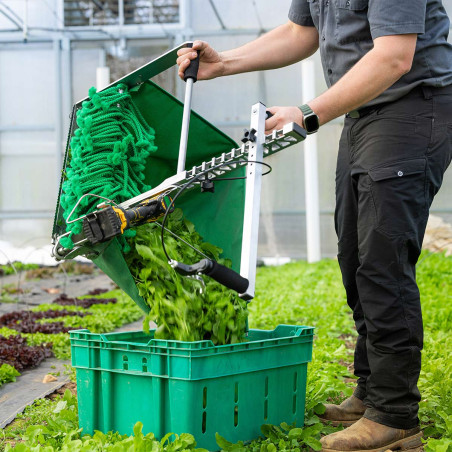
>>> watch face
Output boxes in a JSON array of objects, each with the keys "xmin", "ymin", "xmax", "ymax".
[{"xmin": 304, "ymin": 114, "xmax": 320, "ymax": 133}]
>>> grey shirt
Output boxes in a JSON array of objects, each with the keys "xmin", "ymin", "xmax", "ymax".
[{"xmin": 289, "ymin": 0, "xmax": 452, "ymax": 106}]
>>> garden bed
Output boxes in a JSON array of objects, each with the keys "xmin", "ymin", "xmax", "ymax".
[{"xmin": 0, "ymin": 251, "xmax": 450, "ymax": 451}]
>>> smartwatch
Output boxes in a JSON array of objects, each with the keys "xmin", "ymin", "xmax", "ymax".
[{"xmin": 299, "ymin": 104, "xmax": 320, "ymax": 134}]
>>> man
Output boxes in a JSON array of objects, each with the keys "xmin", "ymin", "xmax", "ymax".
[{"xmin": 177, "ymin": 1, "xmax": 452, "ymax": 450}]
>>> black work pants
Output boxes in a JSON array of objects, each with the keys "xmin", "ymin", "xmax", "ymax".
[{"xmin": 335, "ymin": 85, "xmax": 452, "ymax": 429}]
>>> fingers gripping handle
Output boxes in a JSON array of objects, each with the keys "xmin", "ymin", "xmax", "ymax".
[
  {"xmin": 204, "ymin": 260, "xmax": 249, "ymax": 294},
  {"xmin": 184, "ymin": 43, "xmax": 200, "ymax": 83}
]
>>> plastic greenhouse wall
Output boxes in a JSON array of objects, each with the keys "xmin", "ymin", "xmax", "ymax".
[{"xmin": 0, "ymin": 0, "xmax": 451, "ymax": 260}]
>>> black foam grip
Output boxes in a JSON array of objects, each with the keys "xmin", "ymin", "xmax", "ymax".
[
  {"xmin": 205, "ymin": 261, "xmax": 249, "ymax": 294},
  {"xmin": 184, "ymin": 43, "xmax": 200, "ymax": 83}
]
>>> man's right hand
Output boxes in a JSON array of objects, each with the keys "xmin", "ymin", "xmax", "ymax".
[{"xmin": 176, "ymin": 40, "xmax": 224, "ymax": 81}]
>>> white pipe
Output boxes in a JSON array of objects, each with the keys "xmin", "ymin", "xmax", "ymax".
[
  {"xmin": 96, "ymin": 66, "xmax": 110, "ymax": 91},
  {"xmin": 177, "ymin": 78, "xmax": 194, "ymax": 173},
  {"xmin": 239, "ymin": 102, "xmax": 266, "ymax": 299},
  {"xmin": 23, "ymin": 0, "xmax": 28, "ymax": 42},
  {"xmin": 54, "ymin": 39, "xmax": 63, "ymax": 191},
  {"xmin": 118, "ymin": 0, "xmax": 124, "ymax": 27},
  {"xmin": 301, "ymin": 59, "xmax": 321, "ymax": 263},
  {"xmin": 62, "ymin": 38, "xmax": 72, "ymax": 141}
]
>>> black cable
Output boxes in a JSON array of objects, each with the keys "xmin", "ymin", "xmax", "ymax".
[
  {"xmin": 214, "ymin": 162, "xmax": 272, "ymax": 181},
  {"xmin": 160, "ymin": 159, "xmax": 272, "ymax": 263}
]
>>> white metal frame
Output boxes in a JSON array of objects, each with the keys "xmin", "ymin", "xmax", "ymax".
[
  {"xmin": 301, "ymin": 59, "xmax": 321, "ymax": 263},
  {"xmin": 239, "ymin": 102, "xmax": 266, "ymax": 299}
]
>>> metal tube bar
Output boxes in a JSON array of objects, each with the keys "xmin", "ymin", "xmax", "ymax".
[
  {"xmin": 23, "ymin": 0, "xmax": 28, "ymax": 41},
  {"xmin": 62, "ymin": 38, "xmax": 73, "ymax": 138},
  {"xmin": 302, "ymin": 59, "xmax": 321, "ymax": 263},
  {"xmin": 0, "ymin": 3, "xmax": 22, "ymax": 30},
  {"xmin": 177, "ymin": 77, "xmax": 194, "ymax": 173},
  {"xmin": 208, "ymin": 0, "xmax": 226, "ymax": 29},
  {"xmin": 239, "ymin": 102, "xmax": 266, "ymax": 300},
  {"xmin": 54, "ymin": 39, "xmax": 63, "ymax": 192},
  {"xmin": 118, "ymin": 0, "xmax": 124, "ymax": 26}
]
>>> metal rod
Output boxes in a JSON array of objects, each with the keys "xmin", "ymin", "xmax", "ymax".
[
  {"xmin": 177, "ymin": 77, "xmax": 194, "ymax": 173},
  {"xmin": 118, "ymin": 0, "xmax": 124, "ymax": 27},
  {"xmin": 301, "ymin": 59, "xmax": 321, "ymax": 263},
  {"xmin": 23, "ymin": 0, "xmax": 28, "ymax": 41},
  {"xmin": 154, "ymin": 222, "xmax": 209, "ymax": 259},
  {"xmin": 0, "ymin": 6, "xmax": 22, "ymax": 30},
  {"xmin": 239, "ymin": 102, "xmax": 266, "ymax": 300},
  {"xmin": 0, "ymin": 2, "xmax": 23, "ymax": 31},
  {"xmin": 208, "ymin": 0, "xmax": 226, "ymax": 30},
  {"xmin": 54, "ymin": 39, "xmax": 64, "ymax": 195}
]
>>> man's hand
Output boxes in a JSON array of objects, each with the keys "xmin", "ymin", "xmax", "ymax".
[
  {"xmin": 265, "ymin": 106, "xmax": 304, "ymax": 134},
  {"xmin": 177, "ymin": 41, "xmax": 224, "ymax": 81},
  {"xmin": 176, "ymin": 22, "xmax": 319, "ymax": 82}
]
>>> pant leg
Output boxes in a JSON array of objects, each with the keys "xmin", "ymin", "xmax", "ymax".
[
  {"xmin": 335, "ymin": 120, "xmax": 370, "ymax": 401},
  {"xmin": 348, "ymin": 86, "xmax": 452, "ymax": 429}
]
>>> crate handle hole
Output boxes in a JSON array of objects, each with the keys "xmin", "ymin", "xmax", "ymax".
[
  {"xmin": 234, "ymin": 406, "xmax": 238, "ymax": 427},
  {"xmin": 264, "ymin": 399, "xmax": 268, "ymax": 421},
  {"xmin": 292, "ymin": 394, "xmax": 297, "ymax": 414},
  {"xmin": 203, "ymin": 387, "xmax": 207, "ymax": 409},
  {"xmin": 202, "ymin": 411, "xmax": 207, "ymax": 433},
  {"xmin": 234, "ymin": 382, "xmax": 239, "ymax": 403}
]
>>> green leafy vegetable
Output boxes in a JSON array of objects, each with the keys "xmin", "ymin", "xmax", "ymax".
[
  {"xmin": 125, "ymin": 209, "xmax": 248, "ymax": 345},
  {"xmin": 1, "ymin": 251, "xmax": 450, "ymax": 451},
  {"xmin": 0, "ymin": 363, "xmax": 20, "ymax": 387}
]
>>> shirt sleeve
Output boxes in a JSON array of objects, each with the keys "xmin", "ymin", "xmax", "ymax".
[
  {"xmin": 368, "ymin": 0, "xmax": 427, "ymax": 39},
  {"xmin": 288, "ymin": 0, "xmax": 315, "ymax": 27}
]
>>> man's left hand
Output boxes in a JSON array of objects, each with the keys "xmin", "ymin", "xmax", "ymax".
[{"xmin": 265, "ymin": 106, "xmax": 304, "ymax": 134}]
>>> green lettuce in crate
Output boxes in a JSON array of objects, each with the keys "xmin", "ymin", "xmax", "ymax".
[{"xmin": 125, "ymin": 208, "xmax": 248, "ymax": 345}]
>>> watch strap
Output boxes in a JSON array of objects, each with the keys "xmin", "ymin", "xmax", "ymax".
[{"xmin": 299, "ymin": 104, "xmax": 314, "ymax": 117}]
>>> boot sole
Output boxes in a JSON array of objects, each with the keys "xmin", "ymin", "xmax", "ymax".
[{"xmin": 321, "ymin": 431, "xmax": 423, "ymax": 452}]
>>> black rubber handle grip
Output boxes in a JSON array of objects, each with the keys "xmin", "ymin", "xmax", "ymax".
[
  {"xmin": 205, "ymin": 260, "xmax": 249, "ymax": 294},
  {"xmin": 184, "ymin": 43, "xmax": 200, "ymax": 83}
]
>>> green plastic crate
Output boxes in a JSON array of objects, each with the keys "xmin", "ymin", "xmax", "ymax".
[{"xmin": 70, "ymin": 325, "xmax": 314, "ymax": 451}]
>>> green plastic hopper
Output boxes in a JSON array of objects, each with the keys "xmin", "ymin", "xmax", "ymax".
[{"xmin": 52, "ymin": 43, "xmax": 245, "ymax": 313}]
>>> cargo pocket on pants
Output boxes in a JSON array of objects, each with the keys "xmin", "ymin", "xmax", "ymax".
[{"xmin": 368, "ymin": 158, "xmax": 427, "ymax": 236}]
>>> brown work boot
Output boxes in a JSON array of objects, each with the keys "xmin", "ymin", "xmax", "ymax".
[
  {"xmin": 321, "ymin": 417, "xmax": 423, "ymax": 452},
  {"xmin": 319, "ymin": 395, "xmax": 367, "ymax": 427}
]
